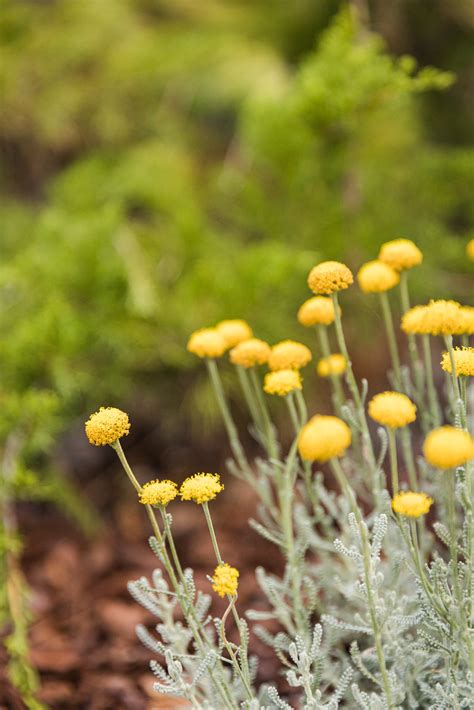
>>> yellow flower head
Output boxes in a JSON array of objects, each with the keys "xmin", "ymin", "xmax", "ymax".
[
  {"xmin": 441, "ymin": 347, "xmax": 474, "ymax": 377},
  {"xmin": 401, "ymin": 305, "xmax": 429, "ymax": 335},
  {"xmin": 467, "ymin": 239, "xmax": 474, "ymax": 261},
  {"xmin": 264, "ymin": 369, "xmax": 302, "ymax": 396},
  {"xmin": 297, "ymin": 296, "xmax": 338, "ymax": 327},
  {"xmin": 459, "ymin": 306, "xmax": 474, "ymax": 335},
  {"xmin": 422, "ymin": 300, "xmax": 464, "ymax": 336},
  {"xmin": 269, "ymin": 340, "xmax": 312, "ymax": 371},
  {"xmin": 85, "ymin": 407, "xmax": 130, "ymax": 446},
  {"xmin": 423, "ymin": 426, "xmax": 474, "ymax": 469},
  {"xmin": 180, "ymin": 473, "xmax": 224, "ymax": 504},
  {"xmin": 139, "ymin": 479, "xmax": 178, "ymax": 507},
  {"xmin": 229, "ymin": 338, "xmax": 271, "ymax": 368},
  {"xmin": 211, "ymin": 563, "xmax": 239, "ymax": 597},
  {"xmin": 187, "ymin": 328, "xmax": 227, "ymax": 359},
  {"xmin": 378, "ymin": 239, "xmax": 423, "ymax": 271},
  {"xmin": 316, "ymin": 353, "xmax": 347, "ymax": 378},
  {"xmin": 216, "ymin": 319, "xmax": 253, "ymax": 349},
  {"xmin": 368, "ymin": 392, "xmax": 417, "ymax": 429},
  {"xmin": 307, "ymin": 261, "xmax": 354, "ymax": 295},
  {"xmin": 392, "ymin": 491, "xmax": 433, "ymax": 518},
  {"xmin": 357, "ymin": 260, "xmax": 400, "ymax": 293},
  {"xmin": 298, "ymin": 415, "xmax": 351, "ymax": 462}
]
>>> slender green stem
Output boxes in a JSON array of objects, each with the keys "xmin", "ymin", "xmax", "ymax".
[
  {"xmin": 399, "ymin": 272, "xmax": 424, "ymax": 399},
  {"xmin": 201, "ymin": 503, "xmax": 254, "ymax": 700},
  {"xmin": 331, "ymin": 293, "xmax": 379, "ymax": 497},
  {"xmin": 380, "ymin": 291, "xmax": 402, "ymax": 391},
  {"xmin": 112, "ymin": 440, "xmax": 141, "ymax": 492},
  {"xmin": 249, "ymin": 367, "xmax": 279, "ymax": 460},
  {"xmin": 387, "ymin": 428, "xmax": 398, "ymax": 495},
  {"xmin": 206, "ymin": 358, "xmax": 251, "ymax": 476},
  {"xmin": 330, "ymin": 459, "xmax": 394, "ymax": 707},
  {"xmin": 236, "ymin": 365, "xmax": 262, "ymax": 431},
  {"xmin": 444, "ymin": 335, "xmax": 466, "ymax": 429},
  {"xmin": 422, "ymin": 335, "xmax": 441, "ymax": 428},
  {"xmin": 445, "ymin": 471, "xmax": 462, "ymax": 605},
  {"xmin": 316, "ymin": 325, "xmax": 345, "ymax": 413},
  {"xmin": 399, "ymin": 426, "xmax": 418, "ymax": 491},
  {"xmin": 286, "ymin": 393, "xmax": 301, "ymax": 436}
]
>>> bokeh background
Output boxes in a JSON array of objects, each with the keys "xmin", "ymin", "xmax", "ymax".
[{"xmin": 1, "ymin": 1, "xmax": 473, "ymax": 708}]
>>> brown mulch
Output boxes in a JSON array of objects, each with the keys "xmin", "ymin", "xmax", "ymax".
[{"xmin": 1, "ymin": 479, "xmax": 284, "ymax": 710}]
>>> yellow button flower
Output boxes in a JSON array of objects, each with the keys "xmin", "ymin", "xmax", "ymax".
[
  {"xmin": 357, "ymin": 260, "xmax": 400, "ymax": 293},
  {"xmin": 229, "ymin": 338, "xmax": 271, "ymax": 368},
  {"xmin": 423, "ymin": 426, "xmax": 474, "ymax": 469},
  {"xmin": 392, "ymin": 491, "xmax": 433, "ymax": 518},
  {"xmin": 298, "ymin": 415, "xmax": 351, "ymax": 462},
  {"xmin": 368, "ymin": 392, "xmax": 417, "ymax": 429},
  {"xmin": 422, "ymin": 300, "xmax": 464, "ymax": 336},
  {"xmin": 216, "ymin": 319, "xmax": 253, "ymax": 348},
  {"xmin": 139, "ymin": 479, "xmax": 178, "ymax": 507},
  {"xmin": 316, "ymin": 353, "xmax": 346, "ymax": 378},
  {"xmin": 297, "ymin": 296, "xmax": 338, "ymax": 327},
  {"xmin": 307, "ymin": 261, "xmax": 353, "ymax": 295},
  {"xmin": 211, "ymin": 563, "xmax": 239, "ymax": 597},
  {"xmin": 264, "ymin": 369, "xmax": 302, "ymax": 396},
  {"xmin": 187, "ymin": 328, "xmax": 227, "ymax": 358},
  {"xmin": 85, "ymin": 407, "xmax": 130, "ymax": 446},
  {"xmin": 467, "ymin": 238, "xmax": 474, "ymax": 261},
  {"xmin": 379, "ymin": 238, "xmax": 423, "ymax": 271},
  {"xmin": 268, "ymin": 340, "xmax": 312, "ymax": 371},
  {"xmin": 441, "ymin": 347, "xmax": 474, "ymax": 377},
  {"xmin": 401, "ymin": 305, "xmax": 429, "ymax": 335},
  {"xmin": 180, "ymin": 473, "xmax": 224, "ymax": 504}
]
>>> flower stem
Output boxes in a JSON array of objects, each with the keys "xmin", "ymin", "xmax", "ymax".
[
  {"xmin": 379, "ymin": 291, "xmax": 402, "ymax": 391},
  {"xmin": 421, "ymin": 335, "xmax": 441, "ymax": 428},
  {"xmin": 316, "ymin": 324, "xmax": 345, "ymax": 413},
  {"xmin": 387, "ymin": 428, "xmax": 398, "ymax": 496},
  {"xmin": 249, "ymin": 367, "xmax": 279, "ymax": 460},
  {"xmin": 399, "ymin": 272, "xmax": 424, "ymax": 399},
  {"xmin": 444, "ymin": 335, "xmax": 467, "ymax": 429}
]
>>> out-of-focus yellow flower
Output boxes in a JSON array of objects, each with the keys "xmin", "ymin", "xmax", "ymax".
[
  {"xmin": 139, "ymin": 479, "xmax": 178, "ymax": 506},
  {"xmin": 392, "ymin": 491, "xmax": 433, "ymax": 518},
  {"xmin": 180, "ymin": 473, "xmax": 224, "ymax": 504},
  {"xmin": 297, "ymin": 296, "xmax": 338, "ymax": 327},
  {"xmin": 423, "ymin": 427, "xmax": 474, "ymax": 469},
  {"xmin": 357, "ymin": 260, "xmax": 400, "ymax": 293},
  {"xmin": 379, "ymin": 239, "xmax": 423, "ymax": 271},
  {"xmin": 187, "ymin": 328, "xmax": 227, "ymax": 358},
  {"xmin": 307, "ymin": 261, "xmax": 353, "ymax": 295},
  {"xmin": 212, "ymin": 563, "xmax": 239, "ymax": 597},
  {"xmin": 229, "ymin": 338, "xmax": 271, "ymax": 368},
  {"xmin": 368, "ymin": 392, "xmax": 417, "ymax": 429},
  {"xmin": 460, "ymin": 306, "xmax": 474, "ymax": 335},
  {"xmin": 298, "ymin": 415, "xmax": 351, "ymax": 462},
  {"xmin": 269, "ymin": 340, "xmax": 312, "ymax": 371},
  {"xmin": 216, "ymin": 319, "xmax": 253, "ymax": 348},
  {"xmin": 467, "ymin": 239, "xmax": 474, "ymax": 261},
  {"xmin": 441, "ymin": 347, "xmax": 474, "ymax": 376},
  {"xmin": 401, "ymin": 305, "xmax": 429, "ymax": 334},
  {"xmin": 264, "ymin": 369, "xmax": 302, "ymax": 396},
  {"xmin": 316, "ymin": 354, "xmax": 346, "ymax": 378},
  {"xmin": 85, "ymin": 407, "xmax": 130, "ymax": 446}
]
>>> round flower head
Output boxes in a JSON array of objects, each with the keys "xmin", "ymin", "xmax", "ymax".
[
  {"xmin": 187, "ymin": 328, "xmax": 227, "ymax": 358},
  {"xmin": 378, "ymin": 239, "xmax": 423, "ymax": 271},
  {"xmin": 316, "ymin": 353, "xmax": 346, "ymax": 378},
  {"xmin": 368, "ymin": 392, "xmax": 417, "ymax": 429},
  {"xmin": 216, "ymin": 319, "xmax": 253, "ymax": 349},
  {"xmin": 298, "ymin": 415, "xmax": 351, "ymax": 462},
  {"xmin": 467, "ymin": 239, "xmax": 474, "ymax": 261},
  {"xmin": 268, "ymin": 340, "xmax": 312, "ymax": 371},
  {"xmin": 357, "ymin": 260, "xmax": 400, "ymax": 293},
  {"xmin": 441, "ymin": 347, "xmax": 474, "ymax": 377},
  {"xmin": 392, "ymin": 491, "xmax": 433, "ymax": 518},
  {"xmin": 212, "ymin": 563, "xmax": 239, "ymax": 598},
  {"xmin": 297, "ymin": 296, "xmax": 338, "ymax": 327},
  {"xmin": 422, "ymin": 300, "xmax": 465, "ymax": 336},
  {"xmin": 180, "ymin": 473, "xmax": 224, "ymax": 504},
  {"xmin": 264, "ymin": 369, "xmax": 302, "ymax": 396},
  {"xmin": 401, "ymin": 305, "xmax": 430, "ymax": 335},
  {"xmin": 139, "ymin": 479, "xmax": 178, "ymax": 507},
  {"xmin": 423, "ymin": 427, "xmax": 474, "ymax": 469},
  {"xmin": 459, "ymin": 306, "xmax": 474, "ymax": 335},
  {"xmin": 307, "ymin": 261, "xmax": 353, "ymax": 295},
  {"xmin": 229, "ymin": 338, "xmax": 271, "ymax": 368},
  {"xmin": 85, "ymin": 407, "xmax": 130, "ymax": 446}
]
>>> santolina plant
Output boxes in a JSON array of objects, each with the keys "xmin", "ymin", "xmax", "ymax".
[{"xmin": 86, "ymin": 237, "xmax": 474, "ymax": 709}]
